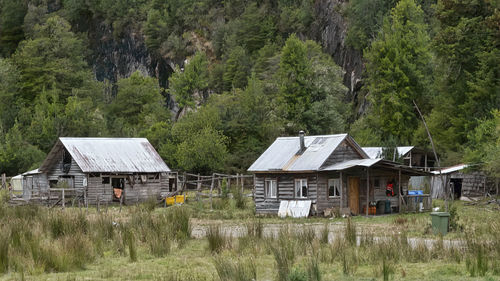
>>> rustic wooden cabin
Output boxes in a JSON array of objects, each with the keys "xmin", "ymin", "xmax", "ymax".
[
  {"xmin": 27, "ymin": 138, "xmax": 172, "ymax": 205},
  {"xmin": 248, "ymin": 132, "xmax": 430, "ymax": 216},
  {"xmin": 431, "ymin": 164, "xmax": 498, "ymax": 199}
]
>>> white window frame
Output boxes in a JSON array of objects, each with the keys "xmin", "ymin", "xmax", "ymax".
[
  {"xmin": 265, "ymin": 179, "xmax": 277, "ymax": 199},
  {"xmin": 295, "ymin": 178, "xmax": 308, "ymax": 198},
  {"xmin": 328, "ymin": 178, "xmax": 341, "ymax": 198}
]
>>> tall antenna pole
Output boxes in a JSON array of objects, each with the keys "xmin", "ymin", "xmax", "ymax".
[{"xmin": 413, "ymin": 100, "xmax": 447, "ymax": 211}]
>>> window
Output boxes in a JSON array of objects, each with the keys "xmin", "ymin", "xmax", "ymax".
[
  {"xmin": 112, "ymin": 178, "xmax": 125, "ymax": 189},
  {"xmin": 265, "ymin": 179, "xmax": 277, "ymax": 199},
  {"xmin": 328, "ymin": 178, "xmax": 341, "ymax": 198},
  {"xmin": 295, "ymin": 179, "xmax": 308, "ymax": 198},
  {"xmin": 102, "ymin": 177, "xmax": 110, "ymax": 184}
]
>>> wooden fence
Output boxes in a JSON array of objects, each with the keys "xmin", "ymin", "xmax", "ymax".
[{"xmin": 175, "ymin": 172, "xmax": 254, "ymax": 209}]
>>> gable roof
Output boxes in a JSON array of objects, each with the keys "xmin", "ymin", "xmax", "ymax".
[
  {"xmin": 40, "ymin": 138, "xmax": 170, "ymax": 173},
  {"xmin": 362, "ymin": 146, "xmax": 414, "ymax": 159},
  {"xmin": 248, "ymin": 134, "xmax": 368, "ymax": 172}
]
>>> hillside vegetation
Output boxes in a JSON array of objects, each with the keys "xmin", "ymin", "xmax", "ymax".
[{"xmin": 0, "ymin": 0, "xmax": 498, "ymax": 176}]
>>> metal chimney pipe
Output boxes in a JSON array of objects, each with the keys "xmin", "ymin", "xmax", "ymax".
[{"xmin": 299, "ymin": 130, "xmax": 305, "ymax": 154}]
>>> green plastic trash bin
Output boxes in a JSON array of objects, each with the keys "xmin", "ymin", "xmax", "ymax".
[{"xmin": 430, "ymin": 212, "xmax": 450, "ymax": 235}]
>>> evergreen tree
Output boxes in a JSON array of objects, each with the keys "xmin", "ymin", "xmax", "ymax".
[
  {"xmin": 12, "ymin": 15, "xmax": 92, "ymax": 103},
  {"xmin": 428, "ymin": 0, "xmax": 499, "ymax": 156},
  {"xmin": 168, "ymin": 52, "xmax": 209, "ymax": 111},
  {"xmin": 107, "ymin": 71, "xmax": 168, "ymax": 136},
  {"xmin": 0, "ymin": 0, "xmax": 27, "ymax": 56},
  {"xmin": 364, "ymin": 0, "xmax": 433, "ymax": 145}
]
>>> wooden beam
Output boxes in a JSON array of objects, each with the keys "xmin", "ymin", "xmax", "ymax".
[
  {"xmin": 340, "ymin": 171, "xmax": 343, "ymax": 209},
  {"xmin": 366, "ymin": 168, "xmax": 369, "ymax": 216},
  {"xmin": 398, "ymin": 168, "xmax": 402, "ymax": 213}
]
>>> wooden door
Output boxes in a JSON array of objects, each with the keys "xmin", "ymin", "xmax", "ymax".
[{"xmin": 348, "ymin": 177, "xmax": 360, "ymax": 215}]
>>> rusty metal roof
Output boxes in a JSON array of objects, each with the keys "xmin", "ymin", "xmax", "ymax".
[
  {"xmin": 248, "ymin": 134, "xmax": 368, "ymax": 172},
  {"xmin": 40, "ymin": 138, "xmax": 170, "ymax": 173}
]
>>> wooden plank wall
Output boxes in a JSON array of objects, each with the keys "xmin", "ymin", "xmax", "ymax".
[
  {"xmin": 254, "ymin": 173, "xmax": 318, "ymax": 214},
  {"xmin": 124, "ymin": 174, "xmax": 163, "ymax": 204},
  {"xmin": 452, "ymin": 171, "xmax": 489, "ymax": 197},
  {"xmin": 86, "ymin": 173, "xmax": 165, "ymax": 205},
  {"xmin": 321, "ymin": 140, "xmax": 363, "ymax": 168},
  {"xmin": 316, "ymin": 173, "xmax": 344, "ymax": 214},
  {"xmin": 46, "ymin": 158, "xmax": 86, "ymax": 188}
]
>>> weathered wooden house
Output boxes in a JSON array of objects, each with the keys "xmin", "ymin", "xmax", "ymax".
[
  {"xmin": 431, "ymin": 164, "xmax": 498, "ymax": 199},
  {"xmin": 248, "ymin": 132, "xmax": 430, "ymax": 216},
  {"xmin": 25, "ymin": 138, "xmax": 172, "ymax": 205}
]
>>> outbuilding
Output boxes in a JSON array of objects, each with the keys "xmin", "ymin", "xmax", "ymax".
[{"xmin": 25, "ymin": 137, "xmax": 172, "ymax": 205}]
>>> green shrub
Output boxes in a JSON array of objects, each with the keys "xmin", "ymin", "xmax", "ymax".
[
  {"xmin": 269, "ymin": 229, "xmax": 296, "ymax": 281},
  {"xmin": 232, "ymin": 187, "xmax": 246, "ymax": 209},
  {"xmin": 345, "ymin": 217, "xmax": 356, "ymax": 246},
  {"xmin": 167, "ymin": 206, "xmax": 191, "ymax": 243},
  {"xmin": 213, "ymin": 254, "xmax": 256, "ymax": 281},
  {"xmin": 288, "ymin": 267, "xmax": 307, "ymax": 281},
  {"xmin": 320, "ymin": 223, "xmax": 329, "ymax": 244},
  {"xmin": 0, "ymin": 232, "xmax": 9, "ymax": 273},
  {"xmin": 307, "ymin": 253, "xmax": 321, "ymax": 281},
  {"xmin": 207, "ymin": 225, "xmax": 227, "ymax": 254}
]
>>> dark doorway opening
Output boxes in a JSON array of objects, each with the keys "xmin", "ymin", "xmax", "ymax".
[
  {"xmin": 450, "ymin": 178, "xmax": 462, "ymax": 199},
  {"xmin": 112, "ymin": 178, "xmax": 125, "ymax": 201}
]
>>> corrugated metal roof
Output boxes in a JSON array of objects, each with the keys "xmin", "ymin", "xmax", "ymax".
[
  {"xmin": 42, "ymin": 138, "xmax": 170, "ymax": 173},
  {"xmin": 248, "ymin": 134, "xmax": 368, "ymax": 172},
  {"xmin": 321, "ymin": 158, "xmax": 382, "ymax": 171},
  {"xmin": 362, "ymin": 146, "xmax": 414, "ymax": 159},
  {"xmin": 21, "ymin": 169, "xmax": 41, "ymax": 176},
  {"xmin": 432, "ymin": 164, "xmax": 468, "ymax": 175}
]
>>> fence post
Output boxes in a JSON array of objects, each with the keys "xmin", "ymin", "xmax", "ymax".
[
  {"xmin": 62, "ymin": 189, "xmax": 65, "ymax": 209},
  {"xmin": 1, "ymin": 173, "xmax": 5, "ymax": 189},
  {"xmin": 241, "ymin": 174, "xmax": 244, "ymax": 193},
  {"xmin": 97, "ymin": 194, "xmax": 100, "ymax": 213},
  {"xmin": 210, "ymin": 174, "xmax": 215, "ymax": 210},
  {"xmin": 196, "ymin": 173, "xmax": 201, "ymax": 201}
]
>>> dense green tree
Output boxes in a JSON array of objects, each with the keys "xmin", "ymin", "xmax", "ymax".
[
  {"xmin": 107, "ymin": 71, "xmax": 168, "ymax": 136},
  {"xmin": 222, "ymin": 46, "xmax": 251, "ymax": 91},
  {"xmin": 364, "ymin": 0, "xmax": 433, "ymax": 145},
  {"xmin": 0, "ymin": 124, "xmax": 45, "ymax": 175},
  {"xmin": 0, "ymin": 0, "xmax": 27, "ymax": 56},
  {"xmin": 168, "ymin": 52, "xmax": 209, "ymax": 111},
  {"xmin": 277, "ymin": 34, "xmax": 312, "ymax": 130},
  {"xmin": 464, "ymin": 111, "xmax": 500, "ymax": 177},
  {"xmin": 0, "ymin": 58, "xmax": 20, "ymax": 132},
  {"xmin": 277, "ymin": 35, "xmax": 348, "ymax": 134},
  {"xmin": 12, "ymin": 15, "xmax": 92, "ymax": 103},
  {"xmin": 235, "ymin": 3, "xmax": 276, "ymax": 55},
  {"xmin": 428, "ymin": 0, "xmax": 499, "ymax": 157}
]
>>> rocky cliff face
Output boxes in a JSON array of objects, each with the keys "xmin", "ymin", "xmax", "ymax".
[
  {"xmin": 86, "ymin": 0, "xmax": 365, "ymax": 116},
  {"xmin": 87, "ymin": 22, "xmax": 178, "ymax": 113},
  {"xmin": 310, "ymin": 0, "xmax": 364, "ymax": 109}
]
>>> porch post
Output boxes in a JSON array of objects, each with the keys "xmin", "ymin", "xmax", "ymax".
[
  {"xmin": 398, "ymin": 168, "xmax": 402, "ymax": 213},
  {"xmin": 340, "ymin": 171, "xmax": 343, "ymax": 209},
  {"xmin": 366, "ymin": 168, "xmax": 369, "ymax": 216}
]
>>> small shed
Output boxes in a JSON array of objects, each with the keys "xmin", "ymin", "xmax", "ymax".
[
  {"xmin": 431, "ymin": 164, "xmax": 497, "ymax": 199},
  {"xmin": 248, "ymin": 132, "xmax": 430, "ymax": 216},
  {"xmin": 26, "ymin": 137, "xmax": 172, "ymax": 205}
]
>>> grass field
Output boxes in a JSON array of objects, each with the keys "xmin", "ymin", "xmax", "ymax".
[{"xmin": 0, "ymin": 190, "xmax": 499, "ymax": 281}]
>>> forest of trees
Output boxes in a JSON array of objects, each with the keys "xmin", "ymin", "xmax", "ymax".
[{"xmin": 0, "ymin": 0, "xmax": 498, "ymax": 177}]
